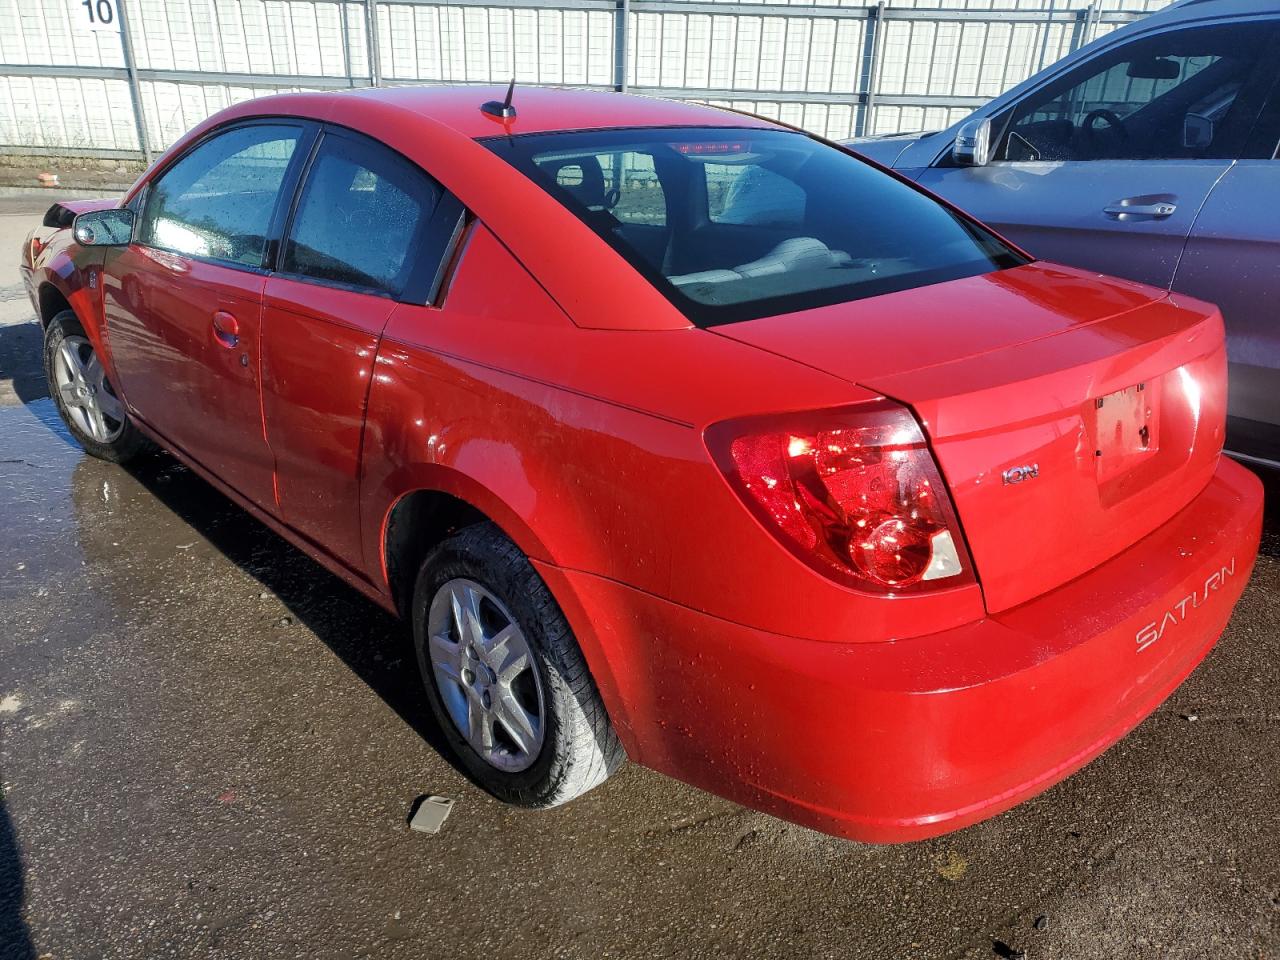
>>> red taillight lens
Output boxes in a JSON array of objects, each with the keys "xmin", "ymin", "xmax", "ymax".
[
  {"xmin": 706, "ymin": 401, "xmax": 973, "ymax": 593},
  {"xmin": 28, "ymin": 236, "xmax": 45, "ymax": 263}
]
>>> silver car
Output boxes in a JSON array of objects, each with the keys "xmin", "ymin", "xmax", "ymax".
[{"xmin": 850, "ymin": 0, "xmax": 1280, "ymax": 469}]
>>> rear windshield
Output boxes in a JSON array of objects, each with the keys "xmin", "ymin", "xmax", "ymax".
[{"xmin": 486, "ymin": 126, "xmax": 1028, "ymax": 326}]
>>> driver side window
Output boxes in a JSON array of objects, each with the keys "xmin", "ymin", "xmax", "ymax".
[
  {"xmin": 996, "ymin": 23, "xmax": 1275, "ymax": 163},
  {"xmin": 138, "ymin": 124, "xmax": 301, "ymax": 267}
]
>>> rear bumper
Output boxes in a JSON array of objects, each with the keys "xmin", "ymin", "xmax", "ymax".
[{"xmin": 539, "ymin": 456, "xmax": 1263, "ymax": 843}]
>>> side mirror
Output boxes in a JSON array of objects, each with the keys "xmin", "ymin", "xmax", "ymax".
[
  {"xmin": 72, "ymin": 208, "xmax": 135, "ymax": 247},
  {"xmin": 952, "ymin": 118, "xmax": 993, "ymax": 167}
]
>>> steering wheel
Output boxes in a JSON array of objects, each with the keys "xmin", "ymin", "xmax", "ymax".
[{"xmin": 1082, "ymin": 108, "xmax": 1128, "ymax": 148}]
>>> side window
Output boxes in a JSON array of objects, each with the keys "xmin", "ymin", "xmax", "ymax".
[
  {"xmin": 534, "ymin": 150, "xmax": 667, "ymax": 226},
  {"xmin": 996, "ymin": 23, "xmax": 1277, "ymax": 163},
  {"xmin": 282, "ymin": 133, "xmax": 440, "ymax": 297},
  {"xmin": 705, "ymin": 162, "xmax": 805, "ymax": 227},
  {"xmin": 138, "ymin": 124, "xmax": 300, "ymax": 267},
  {"xmin": 1244, "ymin": 73, "xmax": 1280, "ymax": 160}
]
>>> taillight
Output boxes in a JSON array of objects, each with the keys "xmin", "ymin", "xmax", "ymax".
[
  {"xmin": 705, "ymin": 400, "xmax": 974, "ymax": 593},
  {"xmin": 28, "ymin": 235, "xmax": 45, "ymax": 264}
]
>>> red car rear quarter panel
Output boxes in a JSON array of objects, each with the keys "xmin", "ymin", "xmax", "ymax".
[{"xmin": 359, "ymin": 225, "xmax": 989, "ymax": 657}]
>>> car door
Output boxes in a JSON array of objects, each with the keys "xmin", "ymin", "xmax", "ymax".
[
  {"xmin": 1173, "ymin": 75, "xmax": 1280, "ymax": 463},
  {"xmin": 103, "ymin": 120, "xmax": 314, "ymax": 512},
  {"xmin": 260, "ymin": 126, "xmax": 465, "ymax": 565},
  {"xmin": 914, "ymin": 19, "xmax": 1280, "ymax": 291}
]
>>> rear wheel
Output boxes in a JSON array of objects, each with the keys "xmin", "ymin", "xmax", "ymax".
[
  {"xmin": 43, "ymin": 309, "xmax": 149, "ymax": 463},
  {"xmin": 411, "ymin": 522, "xmax": 624, "ymax": 807}
]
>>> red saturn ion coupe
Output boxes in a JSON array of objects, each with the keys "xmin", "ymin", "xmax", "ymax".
[{"xmin": 21, "ymin": 87, "xmax": 1262, "ymax": 842}]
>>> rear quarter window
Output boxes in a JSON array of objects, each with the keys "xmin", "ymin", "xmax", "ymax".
[{"xmin": 282, "ymin": 131, "xmax": 441, "ymax": 297}]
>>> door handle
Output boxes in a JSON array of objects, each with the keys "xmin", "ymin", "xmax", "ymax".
[
  {"xmin": 1103, "ymin": 200, "xmax": 1177, "ymax": 220},
  {"xmin": 212, "ymin": 311, "xmax": 240, "ymax": 349}
]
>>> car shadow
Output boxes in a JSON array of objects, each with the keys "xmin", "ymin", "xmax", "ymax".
[
  {"xmin": 71, "ymin": 448, "xmax": 463, "ymax": 776},
  {"xmin": 0, "ymin": 795, "xmax": 35, "ymax": 960}
]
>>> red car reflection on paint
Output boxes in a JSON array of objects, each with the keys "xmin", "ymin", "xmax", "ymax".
[{"xmin": 21, "ymin": 87, "xmax": 1262, "ymax": 842}]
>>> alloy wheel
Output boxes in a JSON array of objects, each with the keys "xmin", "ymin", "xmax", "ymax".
[
  {"xmin": 424, "ymin": 578, "xmax": 546, "ymax": 772},
  {"xmin": 53, "ymin": 335, "xmax": 125, "ymax": 444}
]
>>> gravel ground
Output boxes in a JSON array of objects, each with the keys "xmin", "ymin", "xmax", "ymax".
[{"xmin": 1, "ymin": 202, "xmax": 1277, "ymax": 960}]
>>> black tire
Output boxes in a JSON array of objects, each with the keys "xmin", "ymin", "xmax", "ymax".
[
  {"xmin": 411, "ymin": 522, "xmax": 624, "ymax": 808},
  {"xmin": 43, "ymin": 309, "xmax": 150, "ymax": 463}
]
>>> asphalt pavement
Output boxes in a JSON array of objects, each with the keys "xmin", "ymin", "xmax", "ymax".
[{"xmin": 1, "ymin": 200, "xmax": 1277, "ymax": 960}]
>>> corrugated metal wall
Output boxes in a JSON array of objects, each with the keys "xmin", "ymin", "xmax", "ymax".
[{"xmin": 0, "ymin": 0, "xmax": 1173, "ymax": 156}]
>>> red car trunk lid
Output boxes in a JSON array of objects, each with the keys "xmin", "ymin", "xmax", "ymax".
[{"xmin": 713, "ymin": 264, "xmax": 1228, "ymax": 612}]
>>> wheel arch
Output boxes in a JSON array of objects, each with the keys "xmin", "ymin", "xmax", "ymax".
[
  {"xmin": 37, "ymin": 281, "xmax": 74, "ymax": 329},
  {"xmin": 376, "ymin": 466, "xmax": 558, "ymax": 621},
  {"xmin": 37, "ymin": 265, "xmax": 103, "ymax": 353},
  {"xmin": 378, "ymin": 475, "xmax": 639, "ymax": 757},
  {"xmin": 35, "ymin": 253, "xmax": 125, "ymax": 402},
  {"xmin": 382, "ymin": 488, "xmax": 487, "ymax": 620}
]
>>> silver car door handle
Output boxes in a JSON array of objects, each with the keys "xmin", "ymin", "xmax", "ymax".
[{"xmin": 1104, "ymin": 201, "xmax": 1177, "ymax": 219}]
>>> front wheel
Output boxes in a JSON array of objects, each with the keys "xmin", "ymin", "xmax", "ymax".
[
  {"xmin": 412, "ymin": 522, "xmax": 624, "ymax": 808},
  {"xmin": 43, "ymin": 309, "xmax": 150, "ymax": 463}
]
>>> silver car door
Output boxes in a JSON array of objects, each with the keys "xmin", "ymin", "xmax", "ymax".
[
  {"xmin": 1173, "ymin": 73, "xmax": 1280, "ymax": 463},
  {"xmin": 914, "ymin": 19, "xmax": 1279, "ymax": 292}
]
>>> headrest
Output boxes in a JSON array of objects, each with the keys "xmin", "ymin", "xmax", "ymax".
[{"xmin": 545, "ymin": 155, "xmax": 608, "ymax": 209}]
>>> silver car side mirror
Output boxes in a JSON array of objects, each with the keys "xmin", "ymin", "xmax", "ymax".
[{"xmin": 952, "ymin": 118, "xmax": 993, "ymax": 167}]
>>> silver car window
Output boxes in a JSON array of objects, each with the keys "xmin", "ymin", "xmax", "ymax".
[{"xmin": 994, "ymin": 22, "xmax": 1278, "ymax": 163}]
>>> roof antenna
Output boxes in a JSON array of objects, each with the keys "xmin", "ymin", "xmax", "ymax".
[{"xmin": 481, "ymin": 79, "xmax": 517, "ymax": 121}]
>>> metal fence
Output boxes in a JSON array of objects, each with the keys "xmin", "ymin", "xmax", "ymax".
[{"xmin": 0, "ymin": 0, "xmax": 1171, "ymax": 161}]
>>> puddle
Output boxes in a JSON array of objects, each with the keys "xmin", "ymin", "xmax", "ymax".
[{"xmin": 0, "ymin": 398, "xmax": 95, "ymax": 594}]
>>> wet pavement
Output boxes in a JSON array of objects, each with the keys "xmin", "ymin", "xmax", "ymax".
[{"xmin": 1, "ymin": 203, "xmax": 1278, "ymax": 959}]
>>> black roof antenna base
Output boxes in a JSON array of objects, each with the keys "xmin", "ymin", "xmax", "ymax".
[{"xmin": 481, "ymin": 78, "xmax": 517, "ymax": 120}]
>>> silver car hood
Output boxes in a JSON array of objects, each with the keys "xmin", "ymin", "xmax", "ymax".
[{"xmin": 842, "ymin": 132, "xmax": 935, "ymax": 168}]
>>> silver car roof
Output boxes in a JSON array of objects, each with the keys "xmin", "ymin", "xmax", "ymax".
[{"xmin": 1156, "ymin": 0, "xmax": 1280, "ymax": 19}]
